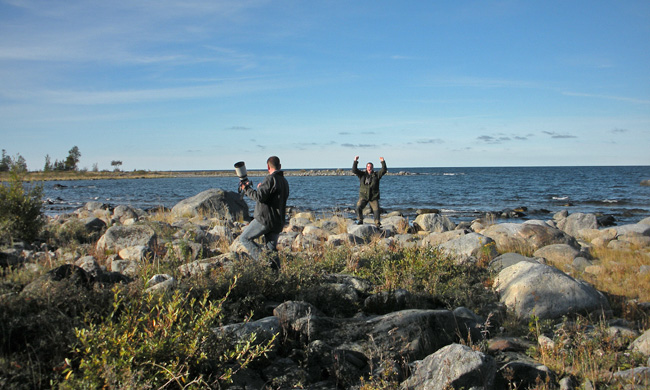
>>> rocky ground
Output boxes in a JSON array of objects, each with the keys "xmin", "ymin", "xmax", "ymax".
[{"xmin": 2, "ymin": 188, "xmax": 650, "ymax": 389}]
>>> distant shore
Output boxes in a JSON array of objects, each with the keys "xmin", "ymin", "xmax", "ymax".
[
  {"xmin": 1, "ymin": 168, "xmax": 417, "ymax": 182},
  {"xmin": 0, "ymin": 168, "xmax": 357, "ymax": 182}
]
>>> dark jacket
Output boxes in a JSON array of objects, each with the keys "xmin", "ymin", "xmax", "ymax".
[
  {"xmin": 352, "ymin": 160, "xmax": 387, "ymax": 201},
  {"xmin": 244, "ymin": 170, "xmax": 290, "ymax": 233}
]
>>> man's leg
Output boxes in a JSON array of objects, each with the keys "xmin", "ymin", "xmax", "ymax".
[
  {"xmin": 369, "ymin": 200, "xmax": 381, "ymax": 226},
  {"xmin": 356, "ymin": 198, "xmax": 368, "ymax": 224},
  {"xmin": 264, "ymin": 232, "xmax": 281, "ymax": 270},
  {"xmin": 239, "ymin": 219, "xmax": 270, "ymax": 260}
]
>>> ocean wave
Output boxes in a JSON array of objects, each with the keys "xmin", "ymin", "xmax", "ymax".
[{"xmin": 552, "ymin": 196, "xmax": 569, "ymax": 201}]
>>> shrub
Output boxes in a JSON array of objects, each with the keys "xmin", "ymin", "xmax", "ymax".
[
  {"xmin": 62, "ymin": 278, "xmax": 274, "ymax": 389},
  {"xmin": 0, "ymin": 169, "xmax": 44, "ymax": 244}
]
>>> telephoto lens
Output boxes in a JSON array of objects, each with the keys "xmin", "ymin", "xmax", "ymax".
[{"xmin": 234, "ymin": 161, "xmax": 248, "ymax": 181}]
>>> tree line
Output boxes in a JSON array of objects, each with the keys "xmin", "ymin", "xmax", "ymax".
[
  {"xmin": 1, "ymin": 146, "xmax": 126, "ymax": 173},
  {"xmin": 1, "ymin": 146, "xmax": 81, "ymax": 173}
]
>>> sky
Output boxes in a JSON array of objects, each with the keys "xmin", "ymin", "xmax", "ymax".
[{"xmin": 1, "ymin": 1, "xmax": 649, "ymax": 171}]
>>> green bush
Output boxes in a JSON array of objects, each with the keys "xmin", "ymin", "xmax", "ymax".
[
  {"xmin": 0, "ymin": 169, "xmax": 44, "ymax": 244},
  {"xmin": 62, "ymin": 278, "xmax": 275, "ymax": 389}
]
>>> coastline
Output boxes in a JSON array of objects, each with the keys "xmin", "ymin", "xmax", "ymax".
[
  {"xmin": 1, "ymin": 168, "xmax": 367, "ymax": 182},
  {"xmin": 3, "ymin": 168, "xmax": 420, "ymax": 182}
]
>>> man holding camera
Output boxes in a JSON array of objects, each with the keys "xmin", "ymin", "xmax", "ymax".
[
  {"xmin": 352, "ymin": 156, "xmax": 387, "ymax": 227},
  {"xmin": 238, "ymin": 156, "xmax": 290, "ymax": 266}
]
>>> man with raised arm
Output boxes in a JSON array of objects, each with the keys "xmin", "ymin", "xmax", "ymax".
[
  {"xmin": 352, "ymin": 156, "xmax": 387, "ymax": 227},
  {"xmin": 238, "ymin": 156, "xmax": 290, "ymax": 267}
]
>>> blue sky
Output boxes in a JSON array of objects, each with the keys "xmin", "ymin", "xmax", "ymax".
[{"xmin": 1, "ymin": 1, "xmax": 649, "ymax": 171}]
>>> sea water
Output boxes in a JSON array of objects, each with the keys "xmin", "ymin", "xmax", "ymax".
[{"xmin": 41, "ymin": 166, "xmax": 650, "ymax": 226}]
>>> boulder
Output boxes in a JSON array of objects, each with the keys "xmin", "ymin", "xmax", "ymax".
[
  {"xmin": 489, "ymin": 252, "xmax": 541, "ymax": 273},
  {"xmin": 214, "ymin": 316, "xmax": 281, "ymax": 349},
  {"xmin": 612, "ymin": 367, "xmax": 650, "ymax": 387},
  {"xmin": 413, "ymin": 213, "xmax": 456, "ymax": 233},
  {"xmin": 327, "ymin": 233, "xmax": 361, "ymax": 247},
  {"xmin": 438, "ymin": 233, "xmax": 498, "ymax": 264},
  {"xmin": 177, "ymin": 253, "xmax": 238, "ymax": 277},
  {"xmin": 145, "ymin": 274, "xmax": 177, "ymax": 293},
  {"xmin": 171, "ymin": 189, "xmax": 249, "ymax": 221},
  {"xmin": 557, "ymin": 212, "xmax": 598, "ymax": 237},
  {"xmin": 81, "ymin": 217, "xmax": 107, "ymax": 233},
  {"xmin": 20, "ymin": 264, "xmax": 93, "ymax": 297},
  {"xmin": 381, "ymin": 215, "xmax": 410, "ymax": 232},
  {"xmin": 113, "ymin": 205, "xmax": 140, "ymax": 223},
  {"xmin": 75, "ymin": 255, "xmax": 102, "ymax": 277},
  {"xmin": 110, "ymin": 259, "xmax": 140, "ymax": 277},
  {"xmin": 302, "ymin": 225, "xmax": 328, "ymax": 239},
  {"xmin": 422, "ymin": 230, "xmax": 467, "ymax": 247},
  {"xmin": 614, "ymin": 223, "xmax": 650, "ymax": 236},
  {"xmin": 277, "ymin": 231, "xmax": 299, "ymax": 250},
  {"xmin": 348, "ymin": 223, "xmax": 383, "ymax": 242},
  {"xmin": 401, "ymin": 343, "xmax": 496, "ymax": 390},
  {"xmin": 617, "ymin": 232, "xmax": 650, "ymax": 247},
  {"xmin": 96, "ymin": 224, "xmax": 157, "ymax": 253},
  {"xmin": 629, "ymin": 328, "xmax": 650, "ymax": 355},
  {"xmin": 364, "ymin": 289, "xmax": 417, "ymax": 314},
  {"xmin": 119, "ymin": 245, "xmax": 151, "ymax": 261},
  {"xmin": 482, "ymin": 222, "xmax": 577, "ymax": 253},
  {"xmin": 494, "ymin": 261, "xmax": 610, "ymax": 319},
  {"xmin": 533, "ymin": 244, "xmax": 580, "ymax": 266},
  {"xmin": 364, "ymin": 309, "xmax": 460, "ymax": 361}
]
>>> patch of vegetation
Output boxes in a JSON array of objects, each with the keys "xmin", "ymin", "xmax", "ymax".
[{"xmin": 0, "ymin": 169, "xmax": 44, "ymax": 244}]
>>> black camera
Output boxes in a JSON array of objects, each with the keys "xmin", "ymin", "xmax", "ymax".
[{"xmin": 234, "ymin": 161, "xmax": 251, "ymax": 191}]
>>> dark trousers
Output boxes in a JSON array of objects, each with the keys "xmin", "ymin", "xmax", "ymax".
[{"xmin": 356, "ymin": 198, "xmax": 380, "ymax": 223}]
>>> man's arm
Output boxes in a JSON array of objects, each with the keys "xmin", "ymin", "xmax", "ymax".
[
  {"xmin": 378, "ymin": 157, "xmax": 387, "ymax": 177},
  {"xmin": 244, "ymin": 175, "xmax": 273, "ymax": 203},
  {"xmin": 352, "ymin": 156, "xmax": 363, "ymax": 177}
]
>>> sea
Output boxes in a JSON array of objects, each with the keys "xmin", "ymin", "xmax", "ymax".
[{"xmin": 41, "ymin": 166, "xmax": 650, "ymax": 226}]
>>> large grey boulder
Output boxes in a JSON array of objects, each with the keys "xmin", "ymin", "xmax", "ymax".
[
  {"xmin": 533, "ymin": 244, "xmax": 580, "ymax": 266},
  {"xmin": 494, "ymin": 261, "xmax": 610, "ymax": 320},
  {"xmin": 614, "ymin": 222, "xmax": 650, "ymax": 236},
  {"xmin": 113, "ymin": 205, "xmax": 140, "ymax": 223},
  {"xmin": 556, "ymin": 212, "xmax": 598, "ymax": 237},
  {"xmin": 438, "ymin": 233, "xmax": 498, "ymax": 264},
  {"xmin": 482, "ymin": 222, "xmax": 577, "ymax": 253},
  {"xmin": 96, "ymin": 224, "xmax": 157, "ymax": 253},
  {"xmin": 422, "ymin": 230, "xmax": 467, "ymax": 247},
  {"xmin": 348, "ymin": 223, "xmax": 383, "ymax": 242},
  {"xmin": 401, "ymin": 343, "xmax": 496, "ymax": 390},
  {"xmin": 489, "ymin": 252, "xmax": 541, "ymax": 273},
  {"xmin": 413, "ymin": 213, "xmax": 456, "ymax": 233},
  {"xmin": 171, "ymin": 189, "xmax": 249, "ymax": 221},
  {"xmin": 214, "ymin": 316, "xmax": 281, "ymax": 348},
  {"xmin": 364, "ymin": 309, "xmax": 460, "ymax": 361}
]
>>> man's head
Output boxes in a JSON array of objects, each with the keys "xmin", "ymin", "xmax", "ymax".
[
  {"xmin": 366, "ymin": 162, "xmax": 374, "ymax": 174},
  {"xmin": 267, "ymin": 156, "xmax": 281, "ymax": 172}
]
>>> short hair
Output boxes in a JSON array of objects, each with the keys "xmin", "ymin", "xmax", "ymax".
[
  {"xmin": 267, "ymin": 156, "xmax": 281, "ymax": 170},
  {"xmin": 366, "ymin": 162, "xmax": 374, "ymax": 167}
]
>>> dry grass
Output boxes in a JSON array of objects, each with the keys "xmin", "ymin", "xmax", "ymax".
[{"xmin": 584, "ymin": 246, "xmax": 650, "ymax": 302}]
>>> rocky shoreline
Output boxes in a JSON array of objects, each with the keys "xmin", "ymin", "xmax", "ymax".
[{"xmin": 3, "ymin": 188, "xmax": 650, "ymax": 389}]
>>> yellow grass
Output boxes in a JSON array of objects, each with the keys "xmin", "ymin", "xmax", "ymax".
[{"xmin": 585, "ymin": 246, "xmax": 650, "ymax": 303}]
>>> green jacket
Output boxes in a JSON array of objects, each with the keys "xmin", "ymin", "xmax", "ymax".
[{"xmin": 352, "ymin": 160, "xmax": 387, "ymax": 201}]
